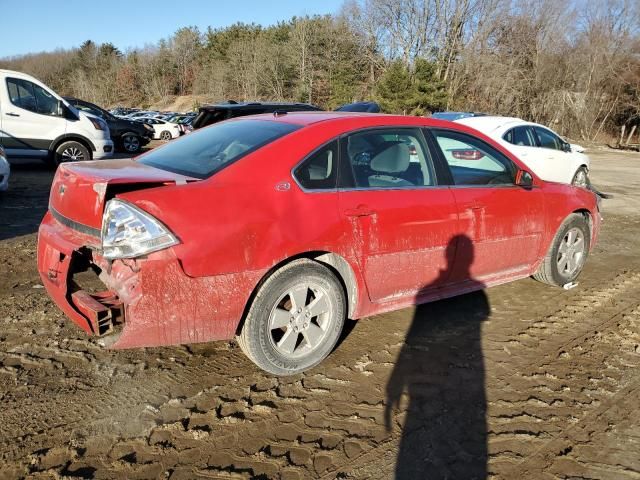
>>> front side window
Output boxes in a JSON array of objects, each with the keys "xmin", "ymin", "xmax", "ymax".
[
  {"xmin": 534, "ymin": 127, "xmax": 562, "ymax": 150},
  {"xmin": 504, "ymin": 126, "xmax": 536, "ymax": 147},
  {"xmin": 432, "ymin": 129, "xmax": 516, "ymax": 186},
  {"xmin": 139, "ymin": 119, "xmax": 300, "ymax": 178},
  {"xmin": 6, "ymin": 78, "xmax": 59, "ymax": 116},
  {"xmin": 294, "ymin": 141, "xmax": 338, "ymax": 190},
  {"xmin": 343, "ymin": 129, "xmax": 435, "ymax": 188}
]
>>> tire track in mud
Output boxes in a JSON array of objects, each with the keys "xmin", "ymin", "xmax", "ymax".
[
  {"xmin": 310, "ymin": 270, "xmax": 640, "ymax": 479},
  {"xmin": 18, "ymin": 270, "xmax": 640, "ymax": 479},
  {"xmin": 2, "ymin": 217, "xmax": 640, "ymax": 478}
]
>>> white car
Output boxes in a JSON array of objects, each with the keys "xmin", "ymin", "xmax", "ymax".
[
  {"xmin": 0, "ymin": 145, "xmax": 9, "ymax": 191},
  {"xmin": 455, "ymin": 116, "xmax": 590, "ymax": 186},
  {"xmin": 0, "ymin": 70, "xmax": 114, "ymax": 165},
  {"xmin": 141, "ymin": 118, "xmax": 181, "ymax": 141},
  {"xmin": 125, "ymin": 111, "xmax": 158, "ymax": 120}
]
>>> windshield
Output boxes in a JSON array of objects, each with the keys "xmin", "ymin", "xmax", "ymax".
[{"xmin": 138, "ymin": 119, "xmax": 300, "ymax": 179}]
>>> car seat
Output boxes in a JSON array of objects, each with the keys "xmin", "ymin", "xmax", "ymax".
[{"xmin": 368, "ymin": 143, "xmax": 412, "ymax": 188}]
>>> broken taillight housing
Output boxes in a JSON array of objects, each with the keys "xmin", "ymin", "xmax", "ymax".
[{"xmin": 101, "ymin": 199, "xmax": 178, "ymax": 259}]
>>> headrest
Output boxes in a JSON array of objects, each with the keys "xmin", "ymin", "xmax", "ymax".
[{"xmin": 370, "ymin": 143, "xmax": 410, "ymax": 174}]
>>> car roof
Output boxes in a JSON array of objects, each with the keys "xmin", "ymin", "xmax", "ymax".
[
  {"xmin": 0, "ymin": 69, "xmax": 35, "ymax": 79},
  {"xmin": 200, "ymin": 101, "xmax": 320, "ymax": 111},
  {"xmin": 235, "ymin": 111, "xmax": 478, "ymax": 129},
  {"xmin": 454, "ymin": 115, "xmax": 531, "ymax": 134}
]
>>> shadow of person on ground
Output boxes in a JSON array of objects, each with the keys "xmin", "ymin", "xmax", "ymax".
[{"xmin": 385, "ymin": 234, "xmax": 489, "ymax": 479}]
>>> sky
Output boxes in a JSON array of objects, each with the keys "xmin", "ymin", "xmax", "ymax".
[{"xmin": 0, "ymin": 0, "xmax": 346, "ymax": 58}]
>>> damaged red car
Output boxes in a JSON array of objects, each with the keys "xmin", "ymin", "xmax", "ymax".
[{"xmin": 38, "ymin": 112, "xmax": 601, "ymax": 375}]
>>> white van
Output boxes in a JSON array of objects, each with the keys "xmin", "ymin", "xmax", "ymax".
[{"xmin": 0, "ymin": 70, "xmax": 113, "ymax": 165}]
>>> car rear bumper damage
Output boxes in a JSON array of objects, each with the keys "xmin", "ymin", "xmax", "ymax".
[{"xmin": 37, "ymin": 212, "xmax": 264, "ymax": 349}]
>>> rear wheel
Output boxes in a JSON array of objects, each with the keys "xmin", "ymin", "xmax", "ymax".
[
  {"xmin": 160, "ymin": 131, "xmax": 172, "ymax": 141},
  {"xmin": 533, "ymin": 213, "xmax": 590, "ymax": 286},
  {"xmin": 52, "ymin": 141, "xmax": 90, "ymax": 166},
  {"xmin": 237, "ymin": 259, "xmax": 346, "ymax": 375},
  {"xmin": 571, "ymin": 167, "xmax": 589, "ymax": 188}
]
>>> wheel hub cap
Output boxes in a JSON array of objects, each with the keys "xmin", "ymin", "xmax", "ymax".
[
  {"xmin": 557, "ymin": 227, "xmax": 586, "ymax": 276},
  {"xmin": 62, "ymin": 147, "xmax": 84, "ymax": 161},
  {"xmin": 268, "ymin": 282, "xmax": 331, "ymax": 358}
]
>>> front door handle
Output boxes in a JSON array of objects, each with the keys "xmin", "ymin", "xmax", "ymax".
[
  {"xmin": 344, "ymin": 205, "xmax": 375, "ymax": 217},
  {"xmin": 5, "ymin": 112, "xmax": 20, "ymax": 117}
]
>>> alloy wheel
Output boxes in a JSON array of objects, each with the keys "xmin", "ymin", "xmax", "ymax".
[
  {"xmin": 557, "ymin": 227, "xmax": 586, "ymax": 276},
  {"xmin": 61, "ymin": 147, "xmax": 85, "ymax": 161},
  {"xmin": 123, "ymin": 135, "xmax": 140, "ymax": 152},
  {"xmin": 268, "ymin": 282, "xmax": 333, "ymax": 358},
  {"xmin": 573, "ymin": 169, "xmax": 588, "ymax": 188}
]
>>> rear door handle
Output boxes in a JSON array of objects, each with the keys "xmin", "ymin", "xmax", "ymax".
[
  {"xmin": 5, "ymin": 112, "xmax": 20, "ymax": 117},
  {"xmin": 344, "ymin": 205, "xmax": 375, "ymax": 217}
]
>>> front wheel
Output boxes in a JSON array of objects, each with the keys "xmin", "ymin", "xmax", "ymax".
[
  {"xmin": 533, "ymin": 213, "xmax": 590, "ymax": 287},
  {"xmin": 52, "ymin": 141, "xmax": 90, "ymax": 166},
  {"xmin": 237, "ymin": 259, "xmax": 346, "ymax": 375},
  {"xmin": 571, "ymin": 167, "xmax": 589, "ymax": 188},
  {"xmin": 160, "ymin": 131, "xmax": 172, "ymax": 141},
  {"xmin": 121, "ymin": 133, "xmax": 142, "ymax": 153}
]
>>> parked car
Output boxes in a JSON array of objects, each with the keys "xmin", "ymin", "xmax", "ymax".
[
  {"xmin": 110, "ymin": 107, "xmax": 139, "ymax": 117},
  {"xmin": 192, "ymin": 101, "xmax": 382, "ymax": 130},
  {"xmin": 0, "ymin": 69, "xmax": 113, "ymax": 165},
  {"xmin": 125, "ymin": 111, "xmax": 158, "ymax": 120},
  {"xmin": 177, "ymin": 116, "xmax": 194, "ymax": 134},
  {"xmin": 0, "ymin": 145, "xmax": 9, "ymax": 192},
  {"xmin": 455, "ymin": 116, "xmax": 590, "ymax": 186},
  {"xmin": 140, "ymin": 118, "xmax": 181, "ymax": 140},
  {"xmin": 192, "ymin": 101, "xmax": 323, "ymax": 130},
  {"xmin": 335, "ymin": 101, "xmax": 381, "ymax": 113},
  {"xmin": 64, "ymin": 97, "xmax": 154, "ymax": 154},
  {"xmin": 38, "ymin": 113, "xmax": 601, "ymax": 375}
]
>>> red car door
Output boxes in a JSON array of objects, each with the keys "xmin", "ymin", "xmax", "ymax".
[
  {"xmin": 338, "ymin": 128, "xmax": 459, "ymax": 303},
  {"xmin": 429, "ymin": 128, "xmax": 545, "ymax": 283}
]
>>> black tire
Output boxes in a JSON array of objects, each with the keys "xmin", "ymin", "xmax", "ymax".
[
  {"xmin": 533, "ymin": 213, "xmax": 590, "ymax": 287},
  {"xmin": 52, "ymin": 141, "xmax": 91, "ymax": 166},
  {"xmin": 571, "ymin": 166, "xmax": 589, "ymax": 188},
  {"xmin": 160, "ymin": 131, "xmax": 172, "ymax": 141},
  {"xmin": 237, "ymin": 259, "xmax": 346, "ymax": 376},
  {"xmin": 120, "ymin": 133, "xmax": 142, "ymax": 154}
]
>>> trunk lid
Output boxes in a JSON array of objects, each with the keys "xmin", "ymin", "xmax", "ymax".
[{"xmin": 49, "ymin": 159, "xmax": 196, "ymax": 234}]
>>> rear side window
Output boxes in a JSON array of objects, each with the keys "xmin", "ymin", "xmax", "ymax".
[
  {"xmin": 342, "ymin": 128, "xmax": 435, "ymax": 188},
  {"xmin": 534, "ymin": 127, "xmax": 562, "ymax": 150},
  {"xmin": 139, "ymin": 119, "xmax": 300, "ymax": 179},
  {"xmin": 6, "ymin": 78, "xmax": 59, "ymax": 116},
  {"xmin": 504, "ymin": 126, "xmax": 536, "ymax": 147},
  {"xmin": 294, "ymin": 141, "xmax": 338, "ymax": 190},
  {"xmin": 432, "ymin": 130, "xmax": 516, "ymax": 186}
]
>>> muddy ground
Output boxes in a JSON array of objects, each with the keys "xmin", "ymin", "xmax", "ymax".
[{"xmin": 0, "ymin": 148, "xmax": 639, "ymax": 479}]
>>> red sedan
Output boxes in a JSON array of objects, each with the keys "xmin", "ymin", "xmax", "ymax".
[{"xmin": 37, "ymin": 112, "xmax": 601, "ymax": 375}]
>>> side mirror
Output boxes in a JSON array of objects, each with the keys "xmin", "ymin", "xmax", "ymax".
[
  {"xmin": 516, "ymin": 170, "xmax": 534, "ymax": 188},
  {"xmin": 562, "ymin": 142, "xmax": 572, "ymax": 153},
  {"xmin": 60, "ymin": 102, "xmax": 79, "ymax": 121}
]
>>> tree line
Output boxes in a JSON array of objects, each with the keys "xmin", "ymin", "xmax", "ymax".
[{"xmin": 1, "ymin": 0, "xmax": 638, "ymax": 141}]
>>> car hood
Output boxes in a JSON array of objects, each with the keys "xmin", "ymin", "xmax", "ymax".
[{"xmin": 49, "ymin": 159, "xmax": 198, "ymax": 232}]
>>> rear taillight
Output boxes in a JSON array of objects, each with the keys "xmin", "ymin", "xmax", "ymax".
[{"xmin": 451, "ymin": 149, "xmax": 484, "ymax": 160}]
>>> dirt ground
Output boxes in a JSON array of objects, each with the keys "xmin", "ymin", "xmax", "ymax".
[{"xmin": 0, "ymin": 147, "xmax": 639, "ymax": 479}]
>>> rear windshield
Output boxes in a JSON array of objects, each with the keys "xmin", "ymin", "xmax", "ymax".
[{"xmin": 138, "ymin": 119, "xmax": 300, "ymax": 179}]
